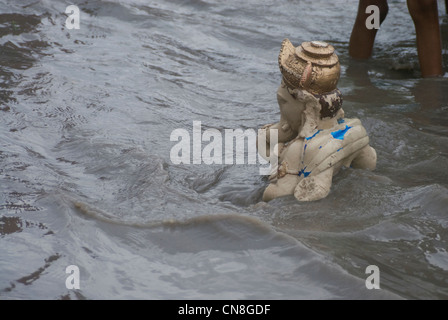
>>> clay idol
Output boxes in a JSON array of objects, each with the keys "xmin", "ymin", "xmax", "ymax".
[{"xmin": 258, "ymin": 39, "xmax": 377, "ymax": 202}]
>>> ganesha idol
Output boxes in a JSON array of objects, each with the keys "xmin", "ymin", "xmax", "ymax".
[{"xmin": 258, "ymin": 39, "xmax": 377, "ymax": 202}]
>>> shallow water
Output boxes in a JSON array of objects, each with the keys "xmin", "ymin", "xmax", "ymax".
[{"xmin": 0, "ymin": 0, "xmax": 447, "ymax": 300}]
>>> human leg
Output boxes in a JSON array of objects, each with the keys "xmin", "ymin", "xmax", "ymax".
[
  {"xmin": 349, "ymin": 0, "xmax": 389, "ymax": 59},
  {"xmin": 407, "ymin": 0, "xmax": 443, "ymax": 77}
]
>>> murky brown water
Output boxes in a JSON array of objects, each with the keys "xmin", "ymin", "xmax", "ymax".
[{"xmin": 1, "ymin": 0, "xmax": 447, "ymax": 299}]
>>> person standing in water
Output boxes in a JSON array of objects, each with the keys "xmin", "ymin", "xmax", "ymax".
[{"xmin": 349, "ymin": 0, "xmax": 444, "ymax": 77}]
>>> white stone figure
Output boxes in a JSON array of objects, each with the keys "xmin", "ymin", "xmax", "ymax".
[{"xmin": 258, "ymin": 39, "xmax": 377, "ymax": 202}]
